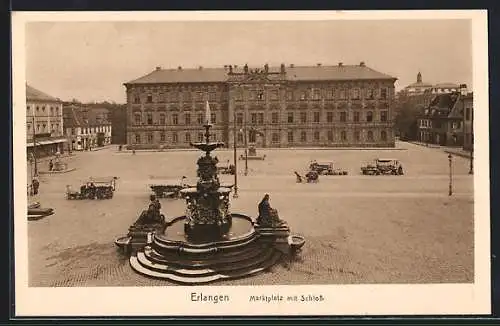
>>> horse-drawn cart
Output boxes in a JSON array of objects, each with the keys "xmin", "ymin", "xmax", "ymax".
[
  {"xmin": 149, "ymin": 176, "xmax": 190, "ymax": 198},
  {"xmin": 66, "ymin": 176, "xmax": 118, "ymax": 200}
]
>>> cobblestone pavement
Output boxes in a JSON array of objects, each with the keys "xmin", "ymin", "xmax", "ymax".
[{"xmin": 27, "ymin": 141, "xmax": 474, "ymax": 286}]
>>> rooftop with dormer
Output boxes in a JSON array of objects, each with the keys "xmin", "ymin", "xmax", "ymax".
[{"xmin": 124, "ymin": 62, "xmax": 397, "ymax": 85}]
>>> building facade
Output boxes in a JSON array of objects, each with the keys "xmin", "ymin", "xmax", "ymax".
[
  {"xmin": 63, "ymin": 103, "xmax": 112, "ymax": 150},
  {"xmin": 26, "ymin": 84, "xmax": 67, "ymax": 158},
  {"xmin": 402, "ymin": 72, "xmax": 434, "ymax": 97},
  {"xmin": 417, "ymin": 91, "xmax": 465, "ymax": 147},
  {"xmin": 460, "ymin": 93, "xmax": 474, "ymax": 151},
  {"xmin": 401, "ymin": 72, "xmax": 459, "ymax": 98},
  {"xmin": 124, "ymin": 63, "xmax": 397, "ymax": 149}
]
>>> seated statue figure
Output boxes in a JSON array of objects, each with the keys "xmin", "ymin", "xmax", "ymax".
[
  {"xmin": 256, "ymin": 193, "xmax": 284, "ymax": 227},
  {"xmin": 134, "ymin": 195, "xmax": 164, "ymax": 227}
]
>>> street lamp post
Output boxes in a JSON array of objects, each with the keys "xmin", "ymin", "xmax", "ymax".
[
  {"xmin": 232, "ymin": 109, "xmax": 238, "ymax": 198},
  {"xmin": 448, "ymin": 154, "xmax": 453, "ymax": 196},
  {"xmin": 243, "ymin": 116, "xmax": 248, "ymax": 176},
  {"xmin": 32, "ymin": 116, "xmax": 38, "ymax": 176}
]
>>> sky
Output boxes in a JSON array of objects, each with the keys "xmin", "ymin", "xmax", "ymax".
[{"xmin": 25, "ymin": 19, "xmax": 472, "ymax": 104}]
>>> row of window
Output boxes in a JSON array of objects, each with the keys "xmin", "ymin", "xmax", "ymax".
[
  {"xmin": 133, "ymin": 101, "xmax": 389, "ymax": 112},
  {"xmin": 134, "ymin": 132, "xmax": 208, "ymax": 144},
  {"xmin": 132, "ymin": 88, "xmax": 390, "ymax": 104},
  {"xmin": 235, "ymin": 88, "xmax": 388, "ymax": 102},
  {"xmin": 133, "ymin": 110, "xmax": 389, "ymax": 126},
  {"xmin": 419, "ymin": 120, "xmax": 462, "ymax": 130},
  {"xmin": 68, "ymin": 125, "xmax": 111, "ymax": 135},
  {"xmin": 27, "ymin": 105, "xmax": 60, "ymax": 115},
  {"xmin": 240, "ymin": 111, "xmax": 389, "ymax": 124},
  {"xmin": 419, "ymin": 120, "xmax": 432, "ymax": 128},
  {"xmin": 134, "ymin": 91, "xmax": 220, "ymax": 104},
  {"xmin": 134, "ymin": 112, "xmax": 217, "ymax": 125},
  {"xmin": 132, "ymin": 129, "xmax": 390, "ymax": 144},
  {"xmin": 283, "ymin": 130, "xmax": 388, "ymax": 143},
  {"xmin": 240, "ymin": 130, "xmax": 389, "ymax": 143},
  {"xmin": 27, "ymin": 123, "xmax": 61, "ymax": 133}
]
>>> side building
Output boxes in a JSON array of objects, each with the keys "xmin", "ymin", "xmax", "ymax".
[
  {"xmin": 63, "ymin": 102, "xmax": 112, "ymax": 150},
  {"xmin": 124, "ymin": 62, "xmax": 397, "ymax": 149},
  {"xmin": 416, "ymin": 91, "xmax": 465, "ymax": 147},
  {"xmin": 460, "ymin": 92, "xmax": 474, "ymax": 151},
  {"xmin": 26, "ymin": 84, "xmax": 67, "ymax": 158}
]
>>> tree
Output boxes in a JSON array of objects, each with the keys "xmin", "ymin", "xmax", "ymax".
[{"xmin": 394, "ymin": 99, "xmax": 424, "ymax": 140}]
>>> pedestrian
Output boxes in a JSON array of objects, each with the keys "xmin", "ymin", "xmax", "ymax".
[
  {"xmin": 294, "ymin": 171, "xmax": 303, "ymax": 183},
  {"xmin": 32, "ymin": 177, "xmax": 40, "ymax": 196},
  {"xmin": 48, "ymin": 159, "xmax": 54, "ymax": 171}
]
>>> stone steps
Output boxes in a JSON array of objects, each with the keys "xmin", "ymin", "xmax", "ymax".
[
  {"xmin": 144, "ymin": 242, "xmax": 269, "ymax": 269},
  {"xmin": 130, "ymin": 247, "xmax": 282, "ymax": 284}
]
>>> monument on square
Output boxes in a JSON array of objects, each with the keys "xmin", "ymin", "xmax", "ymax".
[{"xmin": 115, "ymin": 101, "xmax": 305, "ymax": 284}]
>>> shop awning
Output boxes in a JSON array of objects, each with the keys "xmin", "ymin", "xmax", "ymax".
[{"xmin": 27, "ymin": 137, "xmax": 68, "ymax": 147}]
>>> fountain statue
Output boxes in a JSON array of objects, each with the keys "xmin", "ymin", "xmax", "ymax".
[
  {"xmin": 181, "ymin": 105, "xmax": 233, "ymax": 241},
  {"xmin": 115, "ymin": 101, "xmax": 305, "ymax": 284}
]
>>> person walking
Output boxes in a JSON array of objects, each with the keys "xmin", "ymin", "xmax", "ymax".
[
  {"xmin": 48, "ymin": 159, "xmax": 54, "ymax": 171},
  {"xmin": 32, "ymin": 177, "xmax": 40, "ymax": 196}
]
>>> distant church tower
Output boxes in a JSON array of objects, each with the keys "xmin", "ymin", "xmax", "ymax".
[{"xmin": 417, "ymin": 72, "xmax": 422, "ymax": 83}]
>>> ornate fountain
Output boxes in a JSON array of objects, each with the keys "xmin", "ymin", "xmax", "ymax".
[
  {"xmin": 181, "ymin": 123, "xmax": 232, "ymax": 242},
  {"xmin": 115, "ymin": 102, "xmax": 304, "ymax": 284}
]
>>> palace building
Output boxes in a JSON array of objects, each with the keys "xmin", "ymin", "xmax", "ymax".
[{"xmin": 124, "ymin": 62, "xmax": 397, "ymax": 149}]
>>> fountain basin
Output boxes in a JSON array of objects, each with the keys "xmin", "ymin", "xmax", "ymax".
[
  {"xmin": 288, "ymin": 235, "xmax": 306, "ymax": 252},
  {"xmin": 156, "ymin": 213, "xmax": 255, "ymax": 247}
]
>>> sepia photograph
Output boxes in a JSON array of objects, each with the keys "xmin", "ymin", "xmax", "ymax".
[{"xmin": 12, "ymin": 10, "xmax": 490, "ymax": 316}]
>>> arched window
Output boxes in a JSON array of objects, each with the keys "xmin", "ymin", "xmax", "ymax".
[
  {"xmin": 381, "ymin": 130, "xmax": 387, "ymax": 141},
  {"xmin": 135, "ymin": 134, "xmax": 141, "ymax": 144},
  {"xmin": 367, "ymin": 130, "xmax": 374, "ymax": 141}
]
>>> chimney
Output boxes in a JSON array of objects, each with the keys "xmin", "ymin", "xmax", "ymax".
[
  {"xmin": 338, "ymin": 62, "xmax": 343, "ymax": 67},
  {"xmin": 317, "ymin": 63, "xmax": 322, "ymax": 67},
  {"xmin": 155, "ymin": 66, "xmax": 161, "ymax": 71},
  {"xmin": 177, "ymin": 66, "xmax": 182, "ymax": 71},
  {"xmin": 290, "ymin": 64, "xmax": 295, "ymax": 68},
  {"xmin": 459, "ymin": 84, "xmax": 468, "ymax": 96},
  {"xmin": 360, "ymin": 61, "xmax": 365, "ymax": 67}
]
